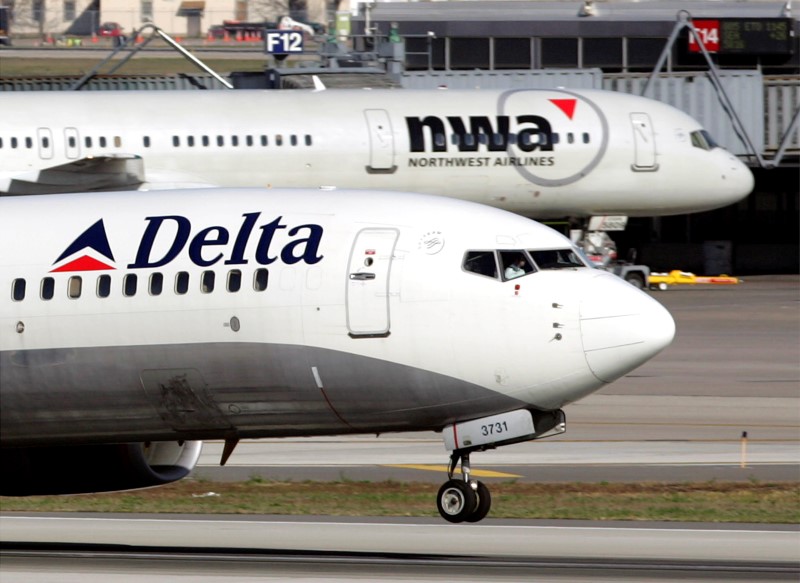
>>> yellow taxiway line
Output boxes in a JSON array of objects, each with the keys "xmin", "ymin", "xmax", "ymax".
[{"xmin": 384, "ymin": 464, "xmax": 522, "ymax": 478}]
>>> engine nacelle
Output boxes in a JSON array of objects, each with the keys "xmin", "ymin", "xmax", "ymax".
[{"xmin": 1, "ymin": 440, "xmax": 202, "ymax": 496}]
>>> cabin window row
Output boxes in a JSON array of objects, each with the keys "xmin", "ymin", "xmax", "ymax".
[
  {"xmin": 164, "ymin": 134, "xmax": 313, "ymax": 149},
  {"xmin": 431, "ymin": 131, "xmax": 591, "ymax": 148},
  {"xmin": 11, "ymin": 269, "xmax": 270, "ymax": 302},
  {"xmin": 0, "ymin": 135, "xmax": 123, "ymax": 150}
]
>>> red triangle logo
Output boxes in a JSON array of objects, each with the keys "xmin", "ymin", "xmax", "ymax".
[
  {"xmin": 51, "ymin": 255, "xmax": 116, "ymax": 272},
  {"xmin": 550, "ymin": 98, "xmax": 577, "ymax": 120}
]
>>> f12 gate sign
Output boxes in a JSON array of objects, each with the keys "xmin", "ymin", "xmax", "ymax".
[{"xmin": 265, "ymin": 30, "xmax": 304, "ymax": 54}]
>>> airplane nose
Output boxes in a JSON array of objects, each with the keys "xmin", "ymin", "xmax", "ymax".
[
  {"xmin": 580, "ymin": 273, "xmax": 675, "ymax": 383},
  {"xmin": 725, "ymin": 154, "xmax": 755, "ymax": 201}
]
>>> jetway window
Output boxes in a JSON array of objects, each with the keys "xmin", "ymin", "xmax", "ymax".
[
  {"xmin": 583, "ymin": 38, "xmax": 623, "ymax": 70},
  {"xmin": 253, "ymin": 268, "xmax": 269, "ymax": 291},
  {"xmin": 149, "ymin": 273, "xmax": 163, "ymax": 296},
  {"xmin": 463, "ymin": 251, "xmax": 499, "ymax": 279},
  {"xmin": 495, "ymin": 38, "xmax": 531, "ymax": 69},
  {"xmin": 541, "ymin": 38, "xmax": 578, "ymax": 68},
  {"xmin": 12, "ymin": 279, "xmax": 26, "ymax": 301},
  {"xmin": 68, "ymin": 276, "xmax": 82, "ymax": 299},
  {"xmin": 97, "ymin": 274, "xmax": 111, "ymax": 298},
  {"xmin": 627, "ymin": 38, "xmax": 665, "ymax": 71},
  {"xmin": 450, "ymin": 37, "xmax": 490, "ymax": 70},
  {"xmin": 227, "ymin": 269, "xmax": 242, "ymax": 292},
  {"xmin": 175, "ymin": 271, "xmax": 189, "ymax": 295},
  {"xmin": 201, "ymin": 270, "xmax": 215, "ymax": 293},
  {"xmin": 40, "ymin": 277, "xmax": 55, "ymax": 300},
  {"xmin": 123, "ymin": 274, "xmax": 138, "ymax": 297}
]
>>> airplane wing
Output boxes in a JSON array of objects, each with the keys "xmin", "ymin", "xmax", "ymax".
[{"xmin": 3, "ymin": 155, "xmax": 145, "ymax": 195}]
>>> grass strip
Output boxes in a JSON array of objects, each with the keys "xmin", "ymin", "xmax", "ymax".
[{"xmin": 2, "ymin": 480, "xmax": 798, "ymax": 523}]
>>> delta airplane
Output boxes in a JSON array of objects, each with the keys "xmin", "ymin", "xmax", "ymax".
[
  {"xmin": 0, "ymin": 88, "xmax": 753, "ymax": 219},
  {"xmin": 0, "ymin": 187, "xmax": 675, "ymax": 522}
]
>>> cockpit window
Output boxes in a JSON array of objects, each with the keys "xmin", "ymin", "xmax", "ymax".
[
  {"xmin": 690, "ymin": 129, "xmax": 719, "ymax": 151},
  {"xmin": 463, "ymin": 251, "xmax": 499, "ymax": 279},
  {"xmin": 500, "ymin": 251, "xmax": 535, "ymax": 280},
  {"xmin": 529, "ymin": 248, "xmax": 586, "ymax": 269}
]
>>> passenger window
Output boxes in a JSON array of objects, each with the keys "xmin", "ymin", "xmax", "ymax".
[
  {"xmin": 201, "ymin": 270, "xmax": 215, "ymax": 293},
  {"xmin": 86, "ymin": 136, "xmax": 93, "ymax": 148},
  {"xmin": 254, "ymin": 268, "xmax": 269, "ymax": 291},
  {"xmin": 187, "ymin": 136, "xmax": 195, "ymax": 147},
  {"xmin": 99, "ymin": 136, "xmax": 107, "ymax": 148},
  {"xmin": 97, "ymin": 274, "xmax": 111, "ymax": 298},
  {"xmin": 583, "ymin": 132, "xmax": 590, "ymax": 144},
  {"xmin": 173, "ymin": 136, "xmax": 180, "ymax": 147},
  {"xmin": 231, "ymin": 136, "xmax": 239, "ymax": 147},
  {"xmin": 529, "ymin": 248, "xmax": 585, "ymax": 269},
  {"xmin": 227, "ymin": 269, "xmax": 242, "ymax": 292},
  {"xmin": 175, "ymin": 271, "xmax": 189, "ymax": 295},
  {"xmin": 261, "ymin": 135, "xmax": 268, "ymax": 146},
  {"xmin": 290, "ymin": 134, "xmax": 298, "ymax": 146},
  {"xmin": 123, "ymin": 274, "xmax": 138, "ymax": 297},
  {"xmin": 41, "ymin": 277, "xmax": 55, "ymax": 300},
  {"xmin": 276, "ymin": 135, "xmax": 283, "ymax": 146},
  {"xmin": 149, "ymin": 272, "xmax": 163, "ymax": 296},
  {"xmin": 246, "ymin": 135, "xmax": 253, "ymax": 147},
  {"xmin": 305, "ymin": 135, "xmax": 312, "ymax": 146},
  {"xmin": 500, "ymin": 251, "xmax": 535, "ymax": 281},
  {"xmin": 11, "ymin": 137, "xmax": 18, "ymax": 149},
  {"xmin": 202, "ymin": 135, "xmax": 209, "ymax": 147},
  {"xmin": 143, "ymin": 136, "xmax": 150, "ymax": 148},
  {"xmin": 12, "ymin": 278, "xmax": 26, "ymax": 301},
  {"xmin": 25, "ymin": 137, "xmax": 33, "ymax": 148},
  {"xmin": 68, "ymin": 276, "xmax": 82, "ymax": 299},
  {"xmin": 217, "ymin": 135, "xmax": 224, "ymax": 147},
  {"xmin": 462, "ymin": 251, "xmax": 499, "ymax": 280},
  {"xmin": 114, "ymin": 136, "xmax": 122, "ymax": 148}
]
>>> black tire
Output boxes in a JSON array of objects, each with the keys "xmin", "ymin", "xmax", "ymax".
[
  {"xmin": 625, "ymin": 272, "xmax": 645, "ymax": 289},
  {"xmin": 436, "ymin": 479, "xmax": 478, "ymax": 523},
  {"xmin": 464, "ymin": 480, "xmax": 492, "ymax": 523}
]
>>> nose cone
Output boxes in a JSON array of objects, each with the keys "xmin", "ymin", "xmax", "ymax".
[
  {"xmin": 725, "ymin": 153, "xmax": 755, "ymax": 203},
  {"xmin": 580, "ymin": 273, "xmax": 675, "ymax": 383}
]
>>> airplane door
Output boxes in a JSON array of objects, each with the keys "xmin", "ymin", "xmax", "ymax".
[
  {"xmin": 630, "ymin": 113, "xmax": 658, "ymax": 171},
  {"xmin": 346, "ymin": 228, "xmax": 399, "ymax": 337},
  {"xmin": 364, "ymin": 109, "xmax": 397, "ymax": 174},
  {"xmin": 36, "ymin": 128, "xmax": 54, "ymax": 160},
  {"xmin": 64, "ymin": 127, "xmax": 81, "ymax": 160}
]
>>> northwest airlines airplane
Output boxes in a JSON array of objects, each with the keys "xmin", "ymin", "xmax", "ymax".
[
  {"xmin": 0, "ymin": 88, "xmax": 753, "ymax": 218},
  {"xmin": 0, "ymin": 188, "xmax": 675, "ymax": 522}
]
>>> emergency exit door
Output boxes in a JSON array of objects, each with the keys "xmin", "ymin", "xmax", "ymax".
[
  {"xmin": 346, "ymin": 228, "xmax": 399, "ymax": 337},
  {"xmin": 630, "ymin": 113, "xmax": 658, "ymax": 171}
]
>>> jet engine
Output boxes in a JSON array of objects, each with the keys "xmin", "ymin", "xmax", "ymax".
[{"xmin": 1, "ymin": 440, "xmax": 202, "ymax": 496}]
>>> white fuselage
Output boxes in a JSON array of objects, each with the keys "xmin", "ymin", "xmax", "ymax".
[
  {"xmin": 0, "ymin": 188, "xmax": 675, "ymax": 447},
  {"xmin": 0, "ymin": 89, "xmax": 753, "ymax": 217}
]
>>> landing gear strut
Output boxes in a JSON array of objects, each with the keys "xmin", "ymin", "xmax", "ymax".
[{"xmin": 436, "ymin": 449, "xmax": 491, "ymax": 523}]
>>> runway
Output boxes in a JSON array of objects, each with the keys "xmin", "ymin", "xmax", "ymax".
[
  {"xmin": 2, "ymin": 515, "xmax": 798, "ymax": 582},
  {"xmin": 1, "ymin": 277, "xmax": 798, "ymax": 580}
]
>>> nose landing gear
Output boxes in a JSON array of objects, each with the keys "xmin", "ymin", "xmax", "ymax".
[
  {"xmin": 436, "ymin": 450, "xmax": 491, "ymax": 523},
  {"xmin": 435, "ymin": 408, "xmax": 566, "ymax": 523}
]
